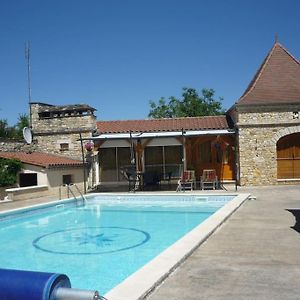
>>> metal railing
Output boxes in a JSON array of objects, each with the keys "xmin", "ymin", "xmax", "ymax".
[{"xmin": 65, "ymin": 183, "xmax": 87, "ymax": 205}]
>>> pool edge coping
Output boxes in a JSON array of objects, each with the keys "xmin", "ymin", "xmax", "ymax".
[{"xmin": 104, "ymin": 193, "xmax": 250, "ymax": 300}]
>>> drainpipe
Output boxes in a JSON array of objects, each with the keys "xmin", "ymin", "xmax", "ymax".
[
  {"xmin": 234, "ymin": 125, "xmax": 239, "ymax": 191},
  {"xmin": 181, "ymin": 128, "xmax": 186, "ymax": 171}
]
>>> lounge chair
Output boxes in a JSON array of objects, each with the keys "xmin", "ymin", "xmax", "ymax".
[
  {"xmin": 200, "ymin": 169, "xmax": 218, "ymax": 190},
  {"xmin": 176, "ymin": 170, "xmax": 195, "ymax": 192}
]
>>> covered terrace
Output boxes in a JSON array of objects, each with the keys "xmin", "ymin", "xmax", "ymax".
[{"xmin": 85, "ymin": 115, "xmax": 237, "ymax": 190}]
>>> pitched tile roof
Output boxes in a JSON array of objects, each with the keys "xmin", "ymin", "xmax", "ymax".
[
  {"xmin": 97, "ymin": 115, "xmax": 230, "ymax": 134},
  {"xmin": 0, "ymin": 151, "xmax": 83, "ymax": 168},
  {"xmin": 237, "ymin": 42, "xmax": 300, "ymax": 106}
]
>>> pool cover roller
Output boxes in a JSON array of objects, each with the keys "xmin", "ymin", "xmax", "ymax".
[{"xmin": 0, "ymin": 268, "xmax": 101, "ymax": 300}]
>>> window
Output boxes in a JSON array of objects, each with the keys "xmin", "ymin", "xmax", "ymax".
[
  {"xmin": 99, "ymin": 148, "xmax": 117, "ymax": 182},
  {"xmin": 277, "ymin": 133, "xmax": 300, "ymax": 179},
  {"xmin": 144, "ymin": 146, "xmax": 182, "ymax": 178},
  {"xmin": 63, "ymin": 174, "xmax": 73, "ymax": 185},
  {"xmin": 164, "ymin": 146, "xmax": 182, "ymax": 177},
  {"xmin": 39, "ymin": 112, "xmax": 51, "ymax": 119},
  {"xmin": 60, "ymin": 143, "xmax": 69, "ymax": 151},
  {"xmin": 19, "ymin": 173, "xmax": 37, "ymax": 187},
  {"xmin": 144, "ymin": 146, "xmax": 164, "ymax": 174}
]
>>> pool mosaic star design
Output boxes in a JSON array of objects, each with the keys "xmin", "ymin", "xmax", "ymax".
[{"xmin": 32, "ymin": 226, "xmax": 151, "ymax": 255}]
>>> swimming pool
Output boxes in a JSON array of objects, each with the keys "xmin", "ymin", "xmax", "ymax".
[{"xmin": 0, "ymin": 193, "xmax": 246, "ymax": 297}]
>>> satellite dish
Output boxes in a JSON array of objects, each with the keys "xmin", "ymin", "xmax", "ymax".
[{"xmin": 23, "ymin": 127, "xmax": 33, "ymax": 144}]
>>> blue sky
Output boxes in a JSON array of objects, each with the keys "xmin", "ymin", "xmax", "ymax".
[{"xmin": 1, "ymin": 0, "xmax": 300, "ymax": 125}]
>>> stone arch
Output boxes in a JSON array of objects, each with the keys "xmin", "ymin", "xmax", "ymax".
[
  {"xmin": 271, "ymin": 125, "xmax": 300, "ymax": 146},
  {"xmin": 276, "ymin": 131, "xmax": 300, "ymax": 179}
]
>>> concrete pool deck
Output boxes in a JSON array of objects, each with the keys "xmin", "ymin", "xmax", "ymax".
[{"xmin": 146, "ymin": 185, "xmax": 300, "ymax": 300}]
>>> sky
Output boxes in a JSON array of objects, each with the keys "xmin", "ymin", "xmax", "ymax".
[{"xmin": 1, "ymin": 0, "xmax": 300, "ymax": 125}]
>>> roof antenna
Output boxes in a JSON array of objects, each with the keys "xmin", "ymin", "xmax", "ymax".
[
  {"xmin": 25, "ymin": 41, "xmax": 32, "ymax": 128},
  {"xmin": 275, "ymin": 33, "xmax": 279, "ymax": 43}
]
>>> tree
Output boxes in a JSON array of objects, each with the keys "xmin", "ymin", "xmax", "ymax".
[
  {"xmin": 0, "ymin": 119, "xmax": 9, "ymax": 138},
  {"xmin": 0, "ymin": 114, "xmax": 29, "ymax": 139},
  {"xmin": 148, "ymin": 87, "xmax": 225, "ymax": 118},
  {"xmin": 15, "ymin": 114, "xmax": 29, "ymax": 139},
  {"xmin": 0, "ymin": 158, "xmax": 23, "ymax": 187}
]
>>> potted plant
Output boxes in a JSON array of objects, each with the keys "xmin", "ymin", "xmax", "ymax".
[{"xmin": 84, "ymin": 142, "xmax": 94, "ymax": 152}]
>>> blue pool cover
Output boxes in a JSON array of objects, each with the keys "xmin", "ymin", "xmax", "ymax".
[{"xmin": 0, "ymin": 268, "xmax": 71, "ymax": 300}]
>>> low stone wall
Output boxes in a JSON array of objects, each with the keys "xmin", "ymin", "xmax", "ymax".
[
  {"xmin": 4, "ymin": 184, "xmax": 86, "ymax": 202},
  {"xmin": 5, "ymin": 185, "xmax": 50, "ymax": 201}
]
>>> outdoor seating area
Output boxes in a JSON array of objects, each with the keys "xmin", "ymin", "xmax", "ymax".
[
  {"xmin": 120, "ymin": 167, "xmax": 166, "ymax": 191},
  {"xmin": 176, "ymin": 170, "xmax": 196, "ymax": 191},
  {"xmin": 200, "ymin": 169, "xmax": 218, "ymax": 190},
  {"xmin": 120, "ymin": 166, "xmax": 223, "ymax": 192},
  {"xmin": 176, "ymin": 169, "xmax": 220, "ymax": 191}
]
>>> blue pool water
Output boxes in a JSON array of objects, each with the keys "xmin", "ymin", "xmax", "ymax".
[{"xmin": 0, "ymin": 194, "xmax": 234, "ymax": 294}]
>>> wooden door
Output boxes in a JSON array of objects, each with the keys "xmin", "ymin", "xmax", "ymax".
[
  {"xmin": 187, "ymin": 135, "xmax": 235, "ymax": 181},
  {"xmin": 277, "ymin": 133, "xmax": 300, "ymax": 179}
]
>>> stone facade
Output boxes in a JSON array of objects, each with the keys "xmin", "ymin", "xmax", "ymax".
[
  {"xmin": 235, "ymin": 105, "xmax": 300, "ymax": 185},
  {"xmin": 31, "ymin": 102, "xmax": 97, "ymax": 160},
  {"xmin": 0, "ymin": 139, "xmax": 38, "ymax": 153}
]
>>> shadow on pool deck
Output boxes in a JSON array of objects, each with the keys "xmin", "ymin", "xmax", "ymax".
[
  {"xmin": 146, "ymin": 184, "xmax": 300, "ymax": 300},
  {"xmin": 286, "ymin": 209, "xmax": 300, "ymax": 233}
]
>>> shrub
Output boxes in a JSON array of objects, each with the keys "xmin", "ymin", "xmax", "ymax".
[{"xmin": 0, "ymin": 158, "xmax": 23, "ymax": 187}]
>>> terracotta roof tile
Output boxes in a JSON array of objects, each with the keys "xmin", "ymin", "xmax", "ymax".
[
  {"xmin": 97, "ymin": 115, "xmax": 230, "ymax": 134},
  {"xmin": 0, "ymin": 152, "xmax": 83, "ymax": 168},
  {"xmin": 237, "ymin": 42, "xmax": 300, "ymax": 106}
]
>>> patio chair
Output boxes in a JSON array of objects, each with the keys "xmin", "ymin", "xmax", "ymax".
[
  {"xmin": 200, "ymin": 169, "xmax": 218, "ymax": 190},
  {"xmin": 176, "ymin": 170, "xmax": 195, "ymax": 192},
  {"xmin": 120, "ymin": 166, "xmax": 137, "ymax": 191}
]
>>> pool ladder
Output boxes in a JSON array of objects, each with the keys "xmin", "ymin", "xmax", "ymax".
[{"xmin": 65, "ymin": 184, "xmax": 87, "ymax": 205}]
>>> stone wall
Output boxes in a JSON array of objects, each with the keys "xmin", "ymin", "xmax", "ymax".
[
  {"xmin": 35, "ymin": 132, "xmax": 91, "ymax": 160},
  {"xmin": 0, "ymin": 139, "xmax": 38, "ymax": 152},
  {"xmin": 31, "ymin": 103, "xmax": 96, "ymax": 133},
  {"xmin": 237, "ymin": 106, "xmax": 300, "ymax": 185},
  {"xmin": 30, "ymin": 103, "xmax": 97, "ymax": 160},
  {"xmin": 238, "ymin": 110, "xmax": 300, "ymax": 125}
]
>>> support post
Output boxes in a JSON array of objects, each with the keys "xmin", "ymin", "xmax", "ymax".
[{"xmin": 79, "ymin": 132, "xmax": 87, "ymax": 194}]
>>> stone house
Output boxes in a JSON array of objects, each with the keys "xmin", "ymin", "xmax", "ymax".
[
  {"xmin": 229, "ymin": 42, "xmax": 300, "ymax": 185},
  {"xmin": 30, "ymin": 102, "xmax": 97, "ymax": 160},
  {"xmin": 0, "ymin": 151, "xmax": 85, "ymax": 201},
  {"xmin": 17, "ymin": 41, "xmax": 299, "ymax": 188}
]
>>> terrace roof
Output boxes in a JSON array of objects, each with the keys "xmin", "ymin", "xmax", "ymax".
[
  {"xmin": 95, "ymin": 115, "xmax": 233, "ymax": 139},
  {"xmin": 97, "ymin": 115, "xmax": 231, "ymax": 134}
]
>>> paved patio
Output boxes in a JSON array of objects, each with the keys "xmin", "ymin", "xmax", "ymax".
[{"xmin": 146, "ymin": 185, "xmax": 300, "ymax": 300}]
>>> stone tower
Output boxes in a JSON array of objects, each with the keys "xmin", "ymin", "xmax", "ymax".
[
  {"xmin": 30, "ymin": 102, "xmax": 97, "ymax": 160},
  {"xmin": 229, "ymin": 42, "xmax": 300, "ymax": 185}
]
